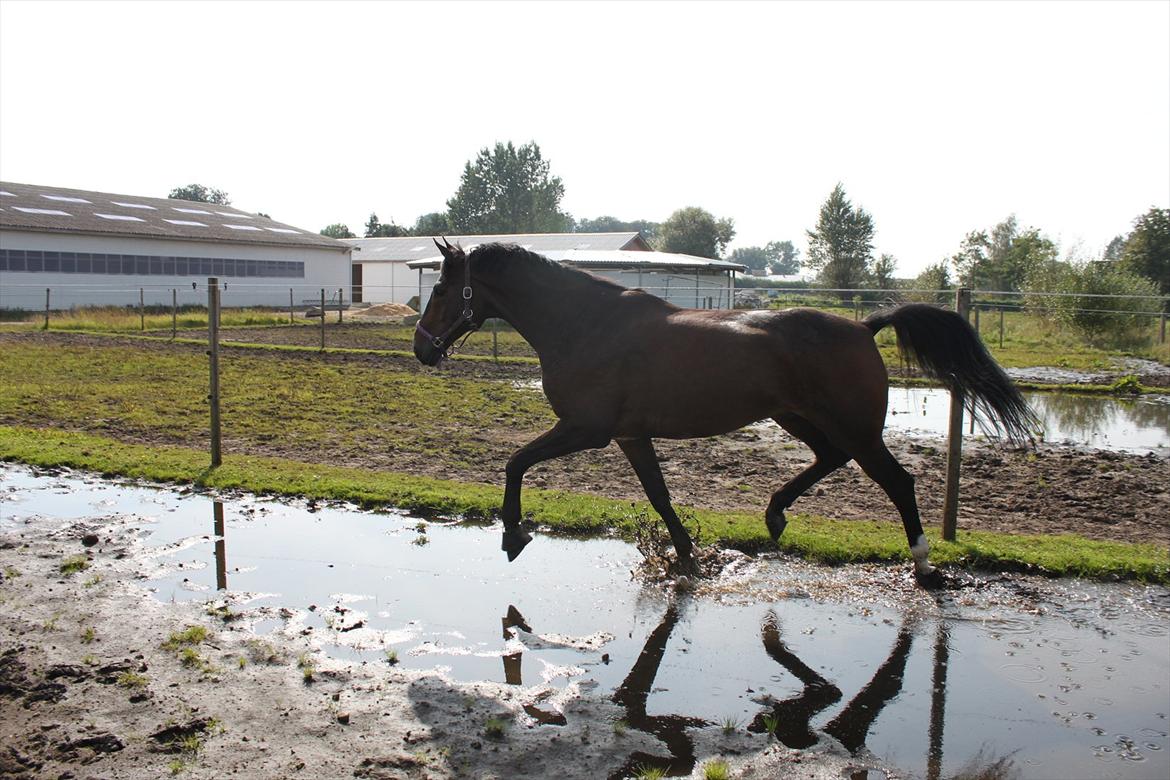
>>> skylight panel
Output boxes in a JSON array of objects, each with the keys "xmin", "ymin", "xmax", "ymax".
[
  {"xmin": 173, "ymin": 207, "xmax": 213, "ymax": 215},
  {"xmin": 411, "ymin": 246, "xmax": 426, "ymax": 252},
  {"xmin": 42, "ymin": 194, "xmax": 92, "ymax": 203},
  {"xmin": 224, "ymin": 224, "xmax": 262, "ymax": 231},
  {"xmin": 216, "ymin": 211, "xmax": 253, "ymax": 219},
  {"xmin": 95, "ymin": 213, "xmax": 145, "ymax": 222},
  {"xmin": 164, "ymin": 219, "xmax": 208, "ymax": 227},
  {"xmin": 111, "ymin": 201, "xmax": 157, "ymax": 210},
  {"xmin": 0, "ymin": 191, "xmax": 15, "ymax": 197},
  {"xmin": 265, "ymin": 227, "xmax": 299, "ymax": 233},
  {"xmin": 14, "ymin": 206, "xmax": 72, "ymax": 216}
]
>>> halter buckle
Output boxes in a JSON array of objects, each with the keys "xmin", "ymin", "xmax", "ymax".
[{"xmin": 462, "ymin": 286, "xmax": 473, "ymax": 300}]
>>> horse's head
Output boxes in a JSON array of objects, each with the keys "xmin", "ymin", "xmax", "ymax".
[{"xmin": 414, "ymin": 238, "xmax": 480, "ymax": 366}]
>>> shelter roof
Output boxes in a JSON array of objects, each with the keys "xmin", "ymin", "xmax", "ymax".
[
  {"xmin": 345, "ymin": 232, "xmax": 650, "ymax": 262},
  {"xmin": 406, "ymin": 247, "xmax": 745, "ymax": 272},
  {"xmin": 0, "ymin": 181, "xmax": 349, "ymax": 252}
]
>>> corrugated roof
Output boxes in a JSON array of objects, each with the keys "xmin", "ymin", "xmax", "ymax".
[
  {"xmin": 406, "ymin": 247, "xmax": 745, "ymax": 272},
  {"xmin": 0, "ymin": 181, "xmax": 349, "ymax": 252},
  {"xmin": 345, "ymin": 232, "xmax": 649, "ymax": 262}
]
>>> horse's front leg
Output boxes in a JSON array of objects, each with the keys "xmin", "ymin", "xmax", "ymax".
[
  {"xmin": 502, "ymin": 422, "xmax": 610, "ymax": 561},
  {"xmin": 616, "ymin": 437, "xmax": 695, "ymax": 566}
]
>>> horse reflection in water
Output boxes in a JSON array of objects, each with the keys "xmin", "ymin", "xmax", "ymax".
[
  {"xmin": 499, "ymin": 599, "xmax": 928, "ymax": 779},
  {"xmin": 414, "ymin": 241, "xmax": 1035, "ymax": 585}
]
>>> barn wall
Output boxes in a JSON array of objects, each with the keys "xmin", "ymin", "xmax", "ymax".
[
  {"xmin": 356, "ymin": 261, "xmax": 420, "ymax": 306},
  {"xmin": 0, "ymin": 230, "xmax": 351, "ymax": 310}
]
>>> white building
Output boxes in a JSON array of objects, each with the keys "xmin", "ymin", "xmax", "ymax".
[
  {"xmin": 0, "ymin": 181, "xmax": 352, "ymax": 311},
  {"xmin": 346, "ymin": 232, "xmax": 744, "ymax": 310}
]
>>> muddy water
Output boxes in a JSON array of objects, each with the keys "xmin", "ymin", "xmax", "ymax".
[
  {"xmin": 3, "ymin": 466, "xmax": 1168, "ymax": 780},
  {"xmin": 886, "ymin": 388, "xmax": 1170, "ymax": 454}
]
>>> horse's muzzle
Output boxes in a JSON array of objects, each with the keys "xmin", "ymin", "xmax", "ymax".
[{"xmin": 413, "ymin": 338, "xmax": 443, "ymax": 367}]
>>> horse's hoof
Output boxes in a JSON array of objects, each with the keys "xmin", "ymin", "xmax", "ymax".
[
  {"xmin": 502, "ymin": 528, "xmax": 533, "ymax": 562},
  {"xmin": 914, "ymin": 567, "xmax": 946, "ymax": 590},
  {"xmin": 765, "ymin": 509, "xmax": 787, "ymax": 542}
]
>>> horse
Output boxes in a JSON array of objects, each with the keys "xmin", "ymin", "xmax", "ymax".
[{"xmin": 413, "ymin": 239, "xmax": 1036, "ymax": 585}]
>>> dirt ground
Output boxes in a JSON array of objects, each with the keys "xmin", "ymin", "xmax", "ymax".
[{"xmin": 0, "ymin": 503, "xmax": 897, "ymax": 780}]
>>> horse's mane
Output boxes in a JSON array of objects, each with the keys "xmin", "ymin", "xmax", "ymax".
[{"xmin": 465, "ymin": 243, "xmax": 628, "ymax": 294}]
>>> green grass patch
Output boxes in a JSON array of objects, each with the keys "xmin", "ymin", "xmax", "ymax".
[
  {"xmin": 2, "ymin": 425, "xmax": 1166, "ymax": 583},
  {"xmin": 59, "ymin": 554, "xmax": 89, "ymax": 575}
]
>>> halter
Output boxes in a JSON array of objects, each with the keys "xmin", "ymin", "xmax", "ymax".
[{"xmin": 415, "ymin": 253, "xmax": 480, "ymax": 359}]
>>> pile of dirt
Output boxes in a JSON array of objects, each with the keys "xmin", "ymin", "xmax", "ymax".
[{"xmin": 350, "ymin": 303, "xmax": 417, "ymax": 318}]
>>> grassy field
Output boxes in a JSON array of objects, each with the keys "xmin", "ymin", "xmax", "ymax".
[
  {"xmin": 1, "ymin": 335, "xmax": 1167, "ymax": 582},
  {"xmin": 3, "ymin": 425, "xmax": 1165, "ymax": 583}
]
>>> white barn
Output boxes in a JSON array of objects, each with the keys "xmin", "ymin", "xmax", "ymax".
[
  {"xmin": 0, "ymin": 181, "xmax": 352, "ymax": 311},
  {"xmin": 345, "ymin": 232, "xmax": 743, "ymax": 310}
]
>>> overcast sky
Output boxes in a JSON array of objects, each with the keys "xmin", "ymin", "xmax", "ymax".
[{"xmin": 1, "ymin": 0, "xmax": 1167, "ymax": 276}]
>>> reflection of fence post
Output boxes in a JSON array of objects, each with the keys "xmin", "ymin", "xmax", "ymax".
[
  {"xmin": 942, "ymin": 288, "xmax": 971, "ymax": 541},
  {"xmin": 139, "ymin": 288, "xmax": 145, "ymax": 331},
  {"xmin": 926, "ymin": 623, "xmax": 950, "ymax": 780},
  {"xmin": 171, "ymin": 289, "xmax": 177, "ymax": 340},
  {"xmin": 213, "ymin": 501, "xmax": 227, "ymax": 591},
  {"xmin": 44, "ymin": 288, "xmax": 50, "ymax": 330},
  {"xmin": 319, "ymin": 288, "xmax": 325, "ymax": 351},
  {"xmin": 208, "ymin": 277, "xmax": 222, "ymax": 468}
]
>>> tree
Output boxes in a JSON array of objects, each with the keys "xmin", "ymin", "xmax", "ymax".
[
  {"xmin": 949, "ymin": 230, "xmax": 990, "ymax": 289},
  {"xmin": 575, "ymin": 216, "xmax": 660, "ymax": 244},
  {"xmin": 873, "ymin": 254, "xmax": 897, "ymax": 290},
  {"xmin": 729, "ymin": 246, "xmax": 770, "ymax": 272},
  {"xmin": 767, "ymin": 240, "xmax": 800, "ymax": 275},
  {"xmin": 411, "ymin": 212, "xmax": 451, "ymax": 236},
  {"xmin": 805, "ymin": 184, "xmax": 874, "ymax": 291},
  {"xmin": 168, "ymin": 184, "xmax": 230, "ymax": 205},
  {"xmin": 1120, "ymin": 207, "xmax": 1170, "ymax": 295},
  {"xmin": 912, "ymin": 261, "xmax": 952, "ymax": 304},
  {"xmin": 364, "ymin": 212, "xmax": 408, "ymax": 238},
  {"xmin": 659, "ymin": 207, "xmax": 735, "ymax": 259},
  {"xmin": 1103, "ymin": 234, "xmax": 1127, "ymax": 262},
  {"xmin": 951, "ymin": 216, "xmax": 1056, "ymax": 291},
  {"xmin": 320, "ymin": 223, "xmax": 355, "ymax": 239},
  {"xmin": 446, "ymin": 141, "xmax": 571, "ymax": 234}
]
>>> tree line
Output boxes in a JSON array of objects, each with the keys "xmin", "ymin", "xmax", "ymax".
[{"xmin": 169, "ymin": 142, "xmax": 1168, "ymax": 304}]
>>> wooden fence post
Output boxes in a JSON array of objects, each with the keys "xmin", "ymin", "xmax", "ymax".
[
  {"xmin": 289, "ymin": 288, "xmax": 294, "ymax": 324},
  {"xmin": 999, "ymin": 306, "xmax": 1005, "ymax": 349},
  {"xmin": 139, "ymin": 288, "xmax": 145, "ymax": 331},
  {"xmin": 492, "ymin": 318, "xmax": 498, "ymax": 362},
  {"xmin": 338, "ymin": 288, "xmax": 344, "ymax": 323},
  {"xmin": 172, "ymin": 288, "xmax": 177, "ymax": 340},
  {"xmin": 208, "ymin": 278, "xmax": 222, "ymax": 468},
  {"xmin": 942, "ymin": 288, "xmax": 971, "ymax": 541},
  {"xmin": 320, "ymin": 288, "xmax": 326, "ymax": 351},
  {"xmin": 44, "ymin": 288, "xmax": 50, "ymax": 330}
]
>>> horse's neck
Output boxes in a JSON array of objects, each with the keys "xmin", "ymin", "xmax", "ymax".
[{"xmin": 488, "ymin": 263, "xmax": 612, "ymax": 358}]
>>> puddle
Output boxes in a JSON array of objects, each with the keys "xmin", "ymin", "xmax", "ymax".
[
  {"xmin": 3, "ymin": 465, "xmax": 1169, "ymax": 780},
  {"xmin": 886, "ymin": 388, "xmax": 1170, "ymax": 454}
]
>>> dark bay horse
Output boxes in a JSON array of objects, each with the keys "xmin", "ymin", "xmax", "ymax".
[{"xmin": 413, "ymin": 240, "xmax": 1035, "ymax": 583}]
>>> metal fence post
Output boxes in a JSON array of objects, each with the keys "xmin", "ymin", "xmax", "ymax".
[
  {"xmin": 320, "ymin": 288, "xmax": 326, "ymax": 351},
  {"xmin": 942, "ymin": 288, "xmax": 971, "ymax": 541},
  {"xmin": 44, "ymin": 288, "xmax": 50, "ymax": 330},
  {"xmin": 207, "ymin": 277, "xmax": 222, "ymax": 468}
]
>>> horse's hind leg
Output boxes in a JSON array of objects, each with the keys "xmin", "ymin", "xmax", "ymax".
[
  {"xmin": 766, "ymin": 414, "xmax": 850, "ymax": 541},
  {"xmin": 617, "ymin": 438, "xmax": 694, "ymax": 563},
  {"xmin": 851, "ymin": 439, "xmax": 940, "ymax": 585}
]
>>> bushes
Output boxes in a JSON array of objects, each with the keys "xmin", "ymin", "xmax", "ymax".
[{"xmin": 1025, "ymin": 261, "xmax": 1162, "ymax": 347}]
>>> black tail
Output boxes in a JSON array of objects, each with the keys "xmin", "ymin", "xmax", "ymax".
[{"xmin": 865, "ymin": 303, "xmax": 1038, "ymax": 445}]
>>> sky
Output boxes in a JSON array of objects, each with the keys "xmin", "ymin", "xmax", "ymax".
[{"xmin": 1, "ymin": 0, "xmax": 1167, "ymax": 277}]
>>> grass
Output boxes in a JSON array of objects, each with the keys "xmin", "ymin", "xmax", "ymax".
[
  {"xmin": 483, "ymin": 716, "xmax": 508, "ymax": 740},
  {"xmin": 762, "ymin": 713, "xmax": 780, "ymax": 736},
  {"xmin": 6, "ymin": 305, "xmax": 302, "ymax": 334},
  {"xmin": 298, "ymin": 652, "xmax": 315, "ymax": 683},
  {"xmin": 59, "ymin": 554, "xmax": 89, "ymax": 575},
  {"xmin": 720, "ymin": 716, "xmax": 739, "ymax": 735},
  {"xmin": 384, "ymin": 648, "xmax": 399, "ymax": 665},
  {"xmin": 703, "ymin": 760, "xmax": 732, "ymax": 780},
  {"xmin": 81, "ymin": 627, "xmax": 96, "ymax": 644},
  {"xmin": 116, "ymin": 671, "xmax": 148, "ymax": 689},
  {"xmin": 162, "ymin": 625, "xmax": 209, "ymax": 650},
  {"xmin": 634, "ymin": 765, "xmax": 667, "ymax": 780},
  {"xmin": 1, "ymin": 424, "xmax": 1166, "ymax": 583}
]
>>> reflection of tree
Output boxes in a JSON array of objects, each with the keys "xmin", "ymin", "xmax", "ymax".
[
  {"xmin": 1032, "ymin": 393, "xmax": 1116, "ymax": 440},
  {"xmin": 1123, "ymin": 397, "xmax": 1170, "ymax": 437},
  {"xmin": 609, "ymin": 600, "xmax": 707, "ymax": 779}
]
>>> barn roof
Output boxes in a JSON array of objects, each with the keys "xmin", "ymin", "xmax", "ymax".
[
  {"xmin": 406, "ymin": 247, "xmax": 745, "ymax": 272},
  {"xmin": 345, "ymin": 232, "xmax": 650, "ymax": 262},
  {"xmin": 0, "ymin": 181, "xmax": 349, "ymax": 252}
]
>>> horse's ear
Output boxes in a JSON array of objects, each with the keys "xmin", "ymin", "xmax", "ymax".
[{"xmin": 433, "ymin": 237, "xmax": 454, "ymax": 261}]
